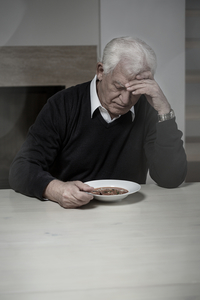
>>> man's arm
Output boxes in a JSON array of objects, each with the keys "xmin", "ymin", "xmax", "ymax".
[
  {"xmin": 9, "ymin": 91, "xmax": 94, "ymax": 208},
  {"xmin": 125, "ymin": 71, "xmax": 187, "ymax": 187},
  {"xmin": 144, "ymin": 116, "xmax": 187, "ymax": 188}
]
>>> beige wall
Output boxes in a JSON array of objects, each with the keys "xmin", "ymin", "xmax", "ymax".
[{"xmin": 0, "ymin": 0, "xmax": 99, "ymax": 46}]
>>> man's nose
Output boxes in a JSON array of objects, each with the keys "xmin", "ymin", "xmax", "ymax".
[{"xmin": 119, "ymin": 90, "xmax": 131, "ymax": 104}]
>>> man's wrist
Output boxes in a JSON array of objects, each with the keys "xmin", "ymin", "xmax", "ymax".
[
  {"xmin": 43, "ymin": 179, "xmax": 61, "ymax": 202},
  {"xmin": 158, "ymin": 109, "xmax": 175, "ymax": 122}
]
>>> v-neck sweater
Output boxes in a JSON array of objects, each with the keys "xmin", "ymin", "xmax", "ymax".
[{"xmin": 9, "ymin": 81, "xmax": 187, "ymax": 200}]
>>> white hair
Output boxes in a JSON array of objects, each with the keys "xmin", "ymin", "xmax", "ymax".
[{"xmin": 101, "ymin": 36, "xmax": 157, "ymax": 76}]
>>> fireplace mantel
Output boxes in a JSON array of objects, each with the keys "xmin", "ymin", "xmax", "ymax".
[{"xmin": 0, "ymin": 46, "xmax": 97, "ymax": 88}]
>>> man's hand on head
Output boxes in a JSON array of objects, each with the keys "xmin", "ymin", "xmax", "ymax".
[
  {"xmin": 43, "ymin": 180, "xmax": 94, "ymax": 208},
  {"xmin": 125, "ymin": 71, "xmax": 171, "ymax": 115}
]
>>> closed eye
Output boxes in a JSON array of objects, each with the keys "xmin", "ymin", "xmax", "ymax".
[
  {"xmin": 114, "ymin": 84, "xmax": 126, "ymax": 91},
  {"xmin": 114, "ymin": 81, "xmax": 126, "ymax": 90}
]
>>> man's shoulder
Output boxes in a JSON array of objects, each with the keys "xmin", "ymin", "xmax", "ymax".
[
  {"xmin": 63, "ymin": 80, "xmax": 91, "ymax": 96},
  {"xmin": 48, "ymin": 81, "xmax": 91, "ymax": 104},
  {"xmin": 44, "ymin": 80, "xmax": 91, "ymax": 122},
  {"xmin": 45, "ymin": 80, "xmax": 90, "ymax": 109}
]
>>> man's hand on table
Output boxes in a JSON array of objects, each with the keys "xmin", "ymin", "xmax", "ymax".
[
  {"xmin": 43, "ymin": 180, "xmax": 94, "ymax": 208},
  {"xmin": 125, "ymin": 71, "xmax": 171, "ymax": 115}
]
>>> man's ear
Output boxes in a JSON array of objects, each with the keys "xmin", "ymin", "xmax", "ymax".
[{"xmin": 96, "ymin": 63, "xmax": 104, "ymax": 81}]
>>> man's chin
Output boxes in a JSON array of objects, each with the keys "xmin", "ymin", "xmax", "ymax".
[{"xmin": 110, "ymin": 108, "xmax": 129, "ymax": 118}]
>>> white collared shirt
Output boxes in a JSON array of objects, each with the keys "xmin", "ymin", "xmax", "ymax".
[{"xmin": 90, "ymin": 75, "xmax": 135, "ymax": 123}]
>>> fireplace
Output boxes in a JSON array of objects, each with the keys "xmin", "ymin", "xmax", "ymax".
[{"xmin": 0, "ymin": 85, "xmax": 65, "ymax": 188}]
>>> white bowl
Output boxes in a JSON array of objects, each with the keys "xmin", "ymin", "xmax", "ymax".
[{"xmin": 84, "ymin": 179, "xmax": 141, "ymax": 202}]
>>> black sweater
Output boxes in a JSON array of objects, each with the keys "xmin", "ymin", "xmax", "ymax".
[{"xmin": 9, "ymin": 81, "xmax": 187, "ymax": 200}]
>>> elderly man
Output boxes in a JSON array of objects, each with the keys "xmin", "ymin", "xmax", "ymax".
[{"xmin": 9, "ymin": 36, "xmax": 187, "ymax": 208}]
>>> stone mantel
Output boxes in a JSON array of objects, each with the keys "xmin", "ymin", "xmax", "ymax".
[{"xmin": 0, "ymin": 46, "xmax": 97, "ymax": 88}]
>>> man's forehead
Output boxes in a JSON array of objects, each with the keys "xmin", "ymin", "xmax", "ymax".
[
  {"xmin": 111, "ymin": 61, "xmax": 137, "ymax": 82},
  {"xmin": 112, "ymin": 72, "xmax": 136, "ymax": 85}
]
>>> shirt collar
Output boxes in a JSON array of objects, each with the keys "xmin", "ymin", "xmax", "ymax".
[{"xmin": 90, "ymin": 75, "xmax": 135, "ymax": 121}]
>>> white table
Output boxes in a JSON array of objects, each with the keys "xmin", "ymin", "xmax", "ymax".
[{"xmin": 0, "ymin": 183, "xmax": 200, "ymax": 300}]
